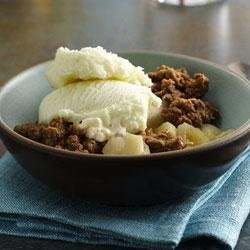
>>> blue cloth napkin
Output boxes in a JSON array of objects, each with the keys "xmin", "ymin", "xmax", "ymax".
[{"xmin": 0, "ymin": 148, "xmax": 249, "ymax": 250}]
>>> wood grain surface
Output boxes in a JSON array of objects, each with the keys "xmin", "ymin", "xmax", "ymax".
[{"xmin": 0, "ymin": 0, "xmax": 249, "ymax": 249}]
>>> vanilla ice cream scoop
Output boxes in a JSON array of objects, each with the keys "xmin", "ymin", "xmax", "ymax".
[
  {"xmin": 39, "ymin": 80, "xmax": 161, "ymax": 142},
  {"xmin": 40, "ymin": 46, "xmax": 162, "ymax": 142},
  {"xmin": 47, "ymin": 46, "xmax": 152, "ymax": 88}
]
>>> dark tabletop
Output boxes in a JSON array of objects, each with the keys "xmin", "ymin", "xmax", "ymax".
[{"xmin": 0, "ymin": 0, "xmax": 249, "ymax": 249}]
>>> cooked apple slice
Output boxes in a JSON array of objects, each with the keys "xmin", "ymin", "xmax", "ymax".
[
  {"xmin": 147, "ymin": 107, "xmax": 164, "ymax": 129},
  {"xmin": 214, "ymin": 129, "xmax": 234, "ymax": 140},
  {"xmin": 177, "ymin": 122, "xmax": 209, "ymax": 146},
  {"xmin": 155, "ymin": 122, "xmax": 177, "ymax": 137},
  {"xmin": 103, "ymin": 133, "xmax": 150, "ymax": 155},
  {"xmin": 201, "ymin": 124, "xmax": 221, "ymax": 140}
]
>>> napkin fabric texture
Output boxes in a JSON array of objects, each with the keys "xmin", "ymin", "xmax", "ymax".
[{"xmin": 0, "ymin": 148, "xmax": 249, "ymax": 250}]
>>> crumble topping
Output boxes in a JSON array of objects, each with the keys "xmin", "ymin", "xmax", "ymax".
[{"xmin": 148, "ymin": 65, "xmax": 219, "ymax": 127}]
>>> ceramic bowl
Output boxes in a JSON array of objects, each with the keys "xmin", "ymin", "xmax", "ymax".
[{"xmin": 0, "ymin": 52, "xmax": 249, "ymax": 205}]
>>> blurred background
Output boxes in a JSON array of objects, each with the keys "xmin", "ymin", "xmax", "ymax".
[{"xmin": 0, "ymin": 0, "xmax": 249, "ymax": 85}]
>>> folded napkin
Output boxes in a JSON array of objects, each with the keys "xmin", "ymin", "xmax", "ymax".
[{"xmin": 0, "ymin": 148, "xmax": 249, "ymax": 250}]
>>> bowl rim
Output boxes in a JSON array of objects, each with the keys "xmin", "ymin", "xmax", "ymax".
[{"xmin": 0, "ymin": 51, "xmax": 249, "ymax": 160}]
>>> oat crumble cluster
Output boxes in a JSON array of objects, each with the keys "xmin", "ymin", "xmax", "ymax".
[{"xmin": 14, "ymin": 117, "xmax": 104, "ymax": 153}]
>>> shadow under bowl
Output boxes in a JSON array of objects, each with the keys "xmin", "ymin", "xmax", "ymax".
[{"xmin": 0, "ymin": 52, "xmax": 249, "ymax": 205}]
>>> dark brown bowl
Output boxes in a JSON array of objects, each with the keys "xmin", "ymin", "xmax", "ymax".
[{"xmin": 0, "ymin": 52, "xmax": 249, "ymax": 205}]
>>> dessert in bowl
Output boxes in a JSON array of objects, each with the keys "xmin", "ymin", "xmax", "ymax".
[
  {"xmin": 13, "ymin": 47, "xmax": 232, "ymax": 154},
  {"xmin": 0, "ymin": 48, "xmax": 249, "ymax": 205}
]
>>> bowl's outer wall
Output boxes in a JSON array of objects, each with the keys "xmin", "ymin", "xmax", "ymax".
[{"xmin": 0, "ymin": 53, "xmax": 249, "ymax": 205}]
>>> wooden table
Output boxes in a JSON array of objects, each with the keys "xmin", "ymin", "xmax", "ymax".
[{"xmin": 0, "ymin": 0, "xmax": 249, "ymax": 249}]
